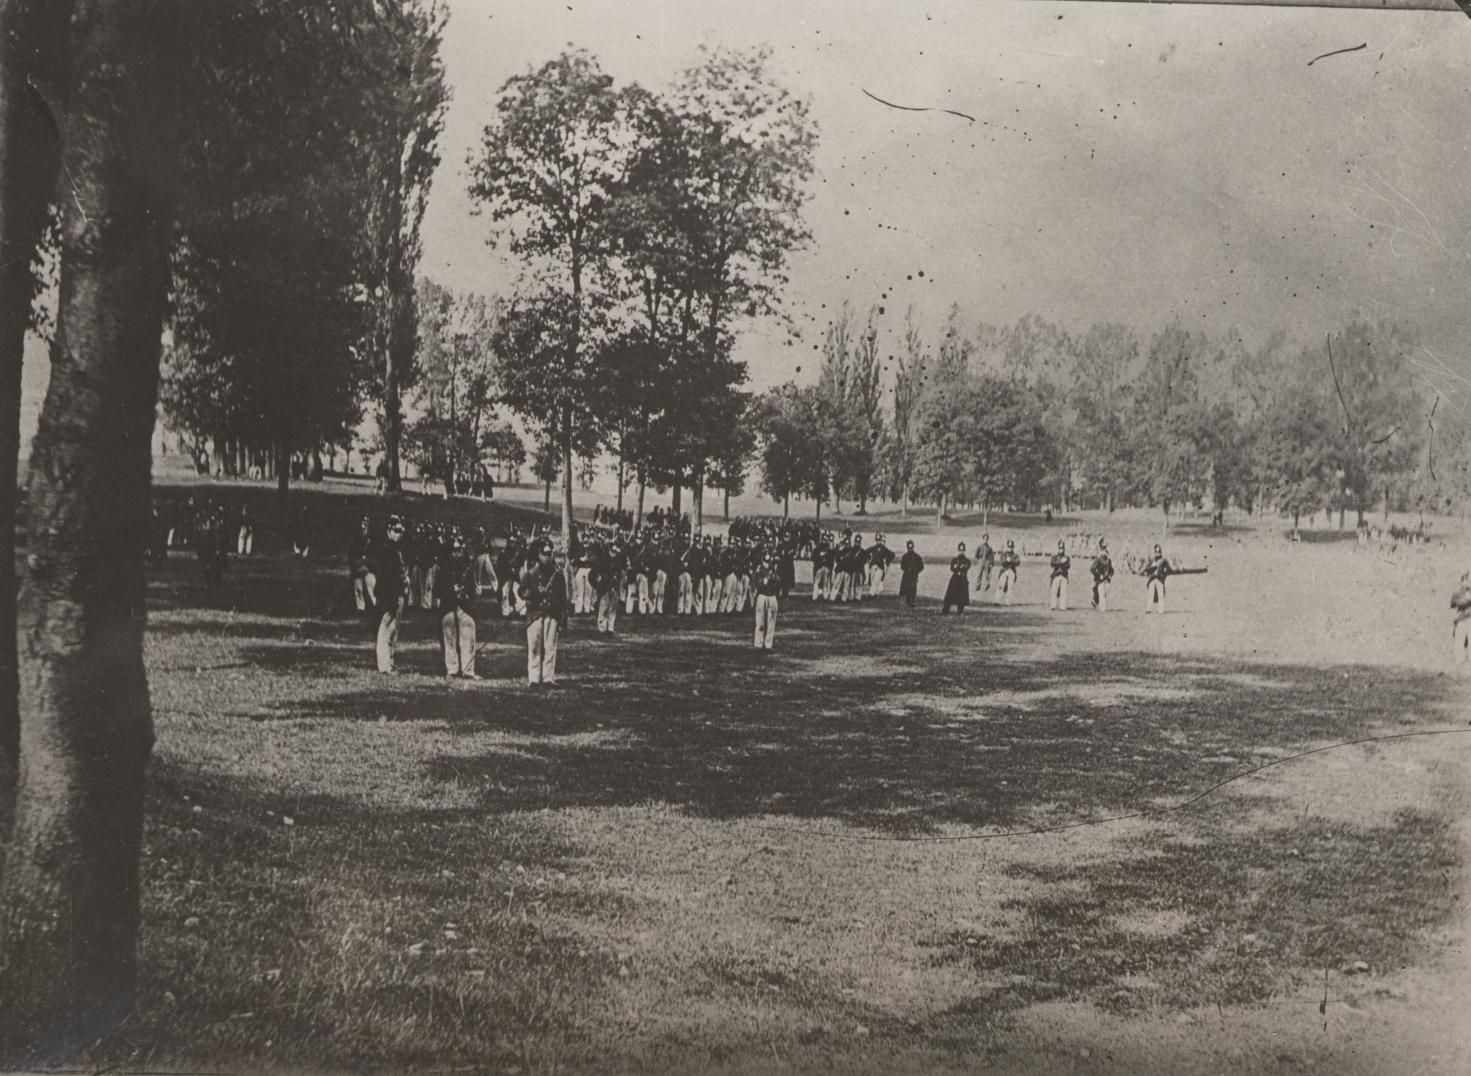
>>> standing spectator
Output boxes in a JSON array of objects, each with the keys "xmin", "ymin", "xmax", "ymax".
[
  {"xmin": 899, "ymin": 540, "xmax": 924, "ymax": 609},
  {"xmin": 375, "ymin": 458, "xmax": 389, "ymax": 495},
  {"xmin": 942, "ymin": 542, "xmax": 971, "ymax": 615},
  {"xmin": 522, "ymin": 539, "xmax": 569, "ymax": 686},
  {"xmin": 976, "ymin": 533, "xmax": 995, "ymax": 595}
]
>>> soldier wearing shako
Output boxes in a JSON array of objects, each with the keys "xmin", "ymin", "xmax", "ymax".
[
  {"xmin": 1048, "ymin": 539, "xmax": 1071, "ymax": 611},
  {"xmin": 1144, "ymin": 544, "xmax": 1172, "ymax": 614},
  {"xmin": 522, "ymin": 539, "xmax": 570, "ymax": 686},
  {"xmin": 436, "ymin": 530, "xmax": 481, "ymax": 679},
  {"xmin": 997, "ymin": 540, "xmax": 1021, "ymax": 605}
]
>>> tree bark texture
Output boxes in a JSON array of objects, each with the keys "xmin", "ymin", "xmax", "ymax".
[
  {"xmin": 0, "ymin": 0, "xmax": 173, "ymax": 1060},
  {"xmin": 0, "ymin": 0, "xmax": 70, "ymax": 837}
]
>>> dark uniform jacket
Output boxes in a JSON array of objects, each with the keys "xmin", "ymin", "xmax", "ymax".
[{"xmin": 521, "ymin": 563, "xmax": 569, "ymax": 625}]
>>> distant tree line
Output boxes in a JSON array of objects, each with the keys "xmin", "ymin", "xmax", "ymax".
[{"xmin": 753, "ymin": 305, "xmax": 1451, "ymax": 531}]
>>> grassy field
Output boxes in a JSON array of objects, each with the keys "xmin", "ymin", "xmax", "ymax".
[{"xmin": 55, "ymin": 477, "xmax": 1471, "ymax": 1073}]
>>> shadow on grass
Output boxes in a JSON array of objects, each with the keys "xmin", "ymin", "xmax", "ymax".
[
  {"xmin": 914, "ymin": 808, "xmax": 1457, "ymax": 1030},
  {"xmin": 216, "ymin": 594, "xmax": 1461, "ymax": 840},
  {"xmin": 87, "ymin": 757, "xmax": 631, "ymax": 1073},
  {"xmin": 111, "ymin": 570, "xmax": 1469, "ymax": 1070}
]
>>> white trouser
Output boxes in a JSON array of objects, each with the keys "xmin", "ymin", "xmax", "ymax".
[
  {"xmin": 354, "ymin": 571, "xmax": 377, "ymax": 612},
  {"xmin": 376, "ymin": 602, "xmax": 402, "ymax": 673},
  {"xmin": 526, "ymin": 616, "xmax": 560, "ymax": 683},
  {"xmin": 1050, "ymin": 576, "xmax": 1068, "ymax": 610},
  {"xmin": 1147, "ymin": 579, "xmax": 1165, "ymax": 613},
  {"xmin": 441, "ymin": 608, "xmax": 477, "ymax": 676},
  {"xmin": 754, "ymin": 594, "xmax": 778, "ymax": 649}
]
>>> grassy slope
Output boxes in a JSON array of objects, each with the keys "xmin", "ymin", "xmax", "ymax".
[{"xmin": 48, "ymin": 478, "xmax": 1470, "ymax": 1073}]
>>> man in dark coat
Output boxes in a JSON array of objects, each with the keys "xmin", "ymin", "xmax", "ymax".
[
  {"xmin": 899, "ymin": 540, "xmax": 925, "ymax": 609},
  {"xmin": 942, "ymin": 542, "xmax": 971, "ymax": 615}
]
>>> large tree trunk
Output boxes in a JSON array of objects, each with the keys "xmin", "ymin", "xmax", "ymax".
[
  {"xmin": 671, "ymin": 471, "xmax": 681, "ymax": 516},
  {"xmin": 783, "ymin": 491, "xmax": 789, "ymax": 519},
  {"xmin": 0, "ymin": 0, "xmax": 69, "ymax": 818},
  {"xmin": 1, "ymin": 0, "xmax": 172, "ymax": 1058},
  {"xmin": 635, "ymin": 467, "xmax": 645, "ymax": 530},
  {"xmin": 723, "ymin": 487, "xmax": 729, "ymax": 521}
]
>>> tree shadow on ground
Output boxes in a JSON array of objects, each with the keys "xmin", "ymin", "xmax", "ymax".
[
  {"xmin": 121, "ymin": 582, "xmax": 1469, "ymax": 1072},
  {"xmin": 228, "ymin": 595, "xmax": 1461, "ymax": 839}
]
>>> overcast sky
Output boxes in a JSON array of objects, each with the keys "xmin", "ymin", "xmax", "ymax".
[
  {"xmin": 421, "ymin": 0, "xmax": 1471, "ymax": 408},
  {"xmin": 18, "ymin": 1, "xmax": 1471, "ymax": 446}
]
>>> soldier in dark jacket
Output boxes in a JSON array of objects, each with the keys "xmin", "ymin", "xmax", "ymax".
[
  {"xmin": 522, "ymin": 539, "xmax": 569, "ymax": 685},
  {"xmin": 374, "ymin": 516, "xmax": 410, "ymax": 673},
  {"xmin": 437, "ymin": 532, "xmax": 480, "ymax": 678},
  {"xmin": 349, "ymin": 515, "xmax": 376, "ymax": 613}
]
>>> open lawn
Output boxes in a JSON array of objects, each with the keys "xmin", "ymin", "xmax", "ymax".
[{"xmin": 63, "ymin": 478, "xmax": 1471, "ymax": 1073}]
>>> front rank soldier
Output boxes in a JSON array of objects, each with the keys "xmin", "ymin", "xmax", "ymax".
[
  {"xmin": 1091, "ymin": 538, "xmax": 1114, "ymax": 611},
  {"xmin": 753, "ymin": 553, "xmax": 782, "ymax": 651},
  {"xmin": 522, "ymin": 539, "xmax": 569, "ymax": 686},
  {"xmin": 349, "ymin": 515, "xmax": 376, "ymax": 613},
  {"xmin": 592, "ymin": 539, "xmax": 625, "ymax": 634},
  {"xmin": 195, "ymin": 501, "xmax": 229, "ymax": 601},
  {"xmin": 436, "ymin": 532, "xmax": 480, "ymax": 679},
  {"xmin": 1048, "ymin": 539, "xmax": 1071, "ymax": 611},
  {"xmin": 1144, "ymin": 544, "xmax": 1172, "ymax": 614},
  {"xmin": 997, "ymin": 540, "xmax": 1021, "ymax": 605},
  {"xmin": 374, "ymin": 516, "xmax": 410, "ymax": 674}
]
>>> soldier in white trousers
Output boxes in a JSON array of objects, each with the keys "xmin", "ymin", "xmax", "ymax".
[{"xmin": 753, "ymin": 554, "xmax": 782, "ymax": 651}]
